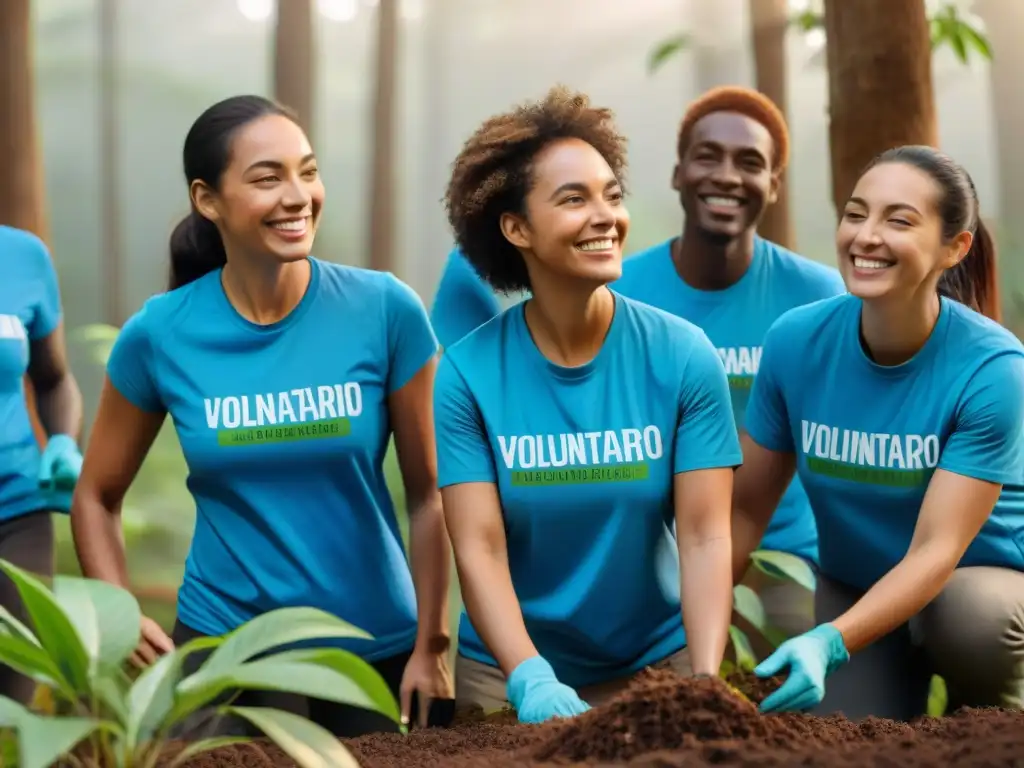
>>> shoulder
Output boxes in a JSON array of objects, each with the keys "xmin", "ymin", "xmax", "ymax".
[
  {"xmin": 759, "ymin": 238, "xmax": 846, "ymax": 298},
  {"xmin": 944, "ymin": 301, "xmax": 1024, "ymax": 381},
  {"xmin": 443, "ymin": 305, "xmax": 513, "ymax": 367},
  {"xmin": 0, "ymin": 226, "xmax": 53, "ymax": 276},
  {"xmin": 316, "ymin": 260, "xmax": 421, "ymax": 306},
  {"xmin": 616, "ymin": 292, "xmax": 706, "ymax": 340},
  {"xmin": 615, "ymin": 293, "xmax": 719, "ymax": 371}
]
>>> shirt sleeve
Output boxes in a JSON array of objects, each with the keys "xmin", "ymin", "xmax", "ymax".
[
  {"xmin": 434, "ymin": 355, "xmax": 497, "ymax": 488},
  {"xmin": 673, "ymin": 331, "xmax": 743, "ymax": 473},
  {"xmin": 430, "ymin": 249, "xmax": 501, "ymax": 349},
  {"xmin": 938, "ymin": 352, "xmax": 1024, "ymax": 485},
  {"xmin": 743, "ymin": 319, "xmax": 795, "ymax": 453},
  {"xmin": 106, "ymin": 305, "xmax": 163, "ymax": 413},
  {"xmin": 385, "ymin": 273, "xmax": 439, "ymax": 394},
  {"xmin": 23, "ymin": 232, "xmax": 62, "ymax": 340}
]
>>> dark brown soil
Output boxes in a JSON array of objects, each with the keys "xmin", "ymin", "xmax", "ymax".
[{"xmin": 169, "ymin": 668, "xmax": 1024, "ymax": 767}]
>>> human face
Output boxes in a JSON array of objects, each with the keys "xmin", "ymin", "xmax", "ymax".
[
  {"xmin": 836, "ymin": 162, "xmax": 970, "ymax": 301},
  {"xmin": 674, "ymin": 112, "xmax": 778, "ymax": 242},
  {"xmin": 193, "ymin": 114, "xmax": 325, "ymax": 265},
  {"xmin": 501, "ymin": 137, "xmax": 629, "ymax": 288}
]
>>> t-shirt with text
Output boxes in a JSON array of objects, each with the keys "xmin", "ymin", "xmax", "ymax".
[
  {"xmin": 435, "ymin": 293, "xmax": 742, "ymax": 688},
  {"xmin": 745, "ymin": 293, "xmax": 1024, "ymax": 591},
  {"xmin": 106, "ymin": 258, "xmax": 437, "ymax": 660}
]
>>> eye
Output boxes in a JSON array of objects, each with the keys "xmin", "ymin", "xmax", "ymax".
[
  {"xmin": 302, "ymin": 167, "xmax": 319, "ymax": 179},
  {"xmin": 607, "ymin": 189, "xmax": 624, "ymax": 203},
  {"xmin": 889, "ymin": 218, "xmax": 911, "ymax": 227},
  {"xmin": 843, "ymin": 211, "xmax": 865, "ymax": 221},
  {"xmin": 254, "ymin": 175, "xmax": 279, "ymax": 185},
  {"xmin": 563, "ymin": 195, "xmax": 585, "ymax": 205}
]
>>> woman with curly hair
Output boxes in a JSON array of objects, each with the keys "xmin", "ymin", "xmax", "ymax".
[{"xmin": 434, "ymin": 86, "xmax": 742, "ymax": 724}]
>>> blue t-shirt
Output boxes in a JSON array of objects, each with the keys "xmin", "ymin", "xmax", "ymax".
[
  {"xmin": 106, "ymin": 258, "xmax": 438, "ymax": 660},
  {"xmin": 745, "ymin": 293, "xmax": 1024, "ymax": 591},
  {"xmin": 435, "ymin": 292, "xmax": 742, "ymax": 687},
  {"xmin": 613, "ymin": 236, "xmax": 845, "ymax": 563},
  {"xmin": 430, "ymin": 248, "xmax": 501, "ymax": 349},
  {"xmin": 0, "ymin": 226, "xmax": 68, "ymax": 520}
]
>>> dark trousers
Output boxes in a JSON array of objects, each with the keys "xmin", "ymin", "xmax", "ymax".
[
  {"xmin": 172, "ymin": 619, "xmax": 410, "ymax": 739},
  {"xmin": 0, "ymin": 512, "xmax": 54, "ymax": 704}
]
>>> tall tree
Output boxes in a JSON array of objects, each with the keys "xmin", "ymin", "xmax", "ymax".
[
  {"xmin": 749, "ymin": 0, "xmax": 794, "ymax": 248},
  {"xmin": 273, "ymin": 0, "xmax": 315, "ymax": 136},
  {"xmin": 367, "ymin": 0, "xmax": 399, "ymax": 273},
  {"xmin": 824, "ymin": 0, "xmax": 936, "ymax": 211}
]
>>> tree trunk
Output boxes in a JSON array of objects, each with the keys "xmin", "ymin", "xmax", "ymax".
[
  {"xmin": 824, "ymin": 0, "xmax": 936, "ymax": 213},
  {"xmin": 748, "ymin": 0, "xmax": 794, "ymax": 249},
  {"xmin": 367, "ymin": 0, "xmax": 399, "ymax": 273},
  {"xmin": 273, "ymin": 0, "xmax": 315, "ymax": 136},
  {"xmin": 0, "ymin": 0, "xmax": 49, "ymax": 448}
]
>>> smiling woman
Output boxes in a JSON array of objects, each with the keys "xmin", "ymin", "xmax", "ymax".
[{"xmin": 436, "ymin": 86, "xmax": 742, "ymax": 726}]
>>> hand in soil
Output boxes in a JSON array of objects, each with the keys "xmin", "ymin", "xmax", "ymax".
[
  {"xmin": 754, "ymin": 622, "xmax": 849, "ymax": 713},
  {"xmin": 130, "ymin": 615, "xmax": 175, "ymax": 668},
  {"xmin": 506, "ymin": 656, "xmax": 590, "ymax": 724},
  {"xmin": 400, "ymin": 645, "xmax": 455, "ymax": 728}
]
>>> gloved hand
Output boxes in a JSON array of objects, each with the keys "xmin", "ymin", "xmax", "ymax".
[
  {"xmin": 506, "ymin": 655, "xmax": 591, "ymax": 724},
  {"xmin": 754, "ymin": 623, "xmax": 850, "ymax": 714},
  {"xmin": 38, "ymin": 434, "xmax": 83, "ymax": 492}
]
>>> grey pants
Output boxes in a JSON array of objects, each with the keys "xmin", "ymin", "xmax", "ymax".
[
  {"xmin": 814, "ymin": 566, "xmax": 1024, "ymax": 721},
  {"xmin": 455, "ymin": 646, "xmax": 693, "ymax": 712},
  {"xmin": 0, "ymin": 511, "xmax": 54, "ymax": 704}
]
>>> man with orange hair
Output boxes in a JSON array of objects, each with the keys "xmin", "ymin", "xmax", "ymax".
[{"xmin": 613, "ymin": 86, "xmax": 845, "ymax": 655}]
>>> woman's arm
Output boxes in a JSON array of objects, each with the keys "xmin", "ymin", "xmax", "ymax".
[
  {"xmin": 443, "ymin": 481, "xmax": 538, "ymax": 674},
  {"xmin": 27, "ymin": 322, "xmax": 83, "ymax": 439},
  {"xmin": 831, "ymin": 469, "xmax": 1000, "ymax": 652},
  {"xmin": 389, "ymin": 357, "xmax": 451, "ymax": 652},
  {"xmin": 731, "ymin": 435, "xmax": 796, "ymax": 582},
  {"xmin": 675, "ymin": 467, "xmax": 734, "ymax": 674}
]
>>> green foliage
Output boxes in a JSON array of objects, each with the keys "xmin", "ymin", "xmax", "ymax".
[
  {"xmin": 646, "ymin": 33, "xmax": 690, "ymax": 74},
  {"xmin": 0, "ymin": 560, "xmax": 392, "ymax": 768}
]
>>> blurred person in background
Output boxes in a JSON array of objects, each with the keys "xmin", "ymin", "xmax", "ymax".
[
  {"xmin": 70, "ymin": 95, "xmax": 453, "ymax": 737},
  {"xmin": 732, "ymin": 146, "xmax": 1024, "ymax": 720},
  {"xmin": 430, "ymin": 247, "xmax": 501, "ymax": 349},
  {"xmin": 436, "ymin": 87, "xmax": 740, "ymax": 725},
  {"xmin": 0, "ymin": 225, "xmax": 83, "ymax": 704},
  {"xmin": 613, "ymin": 86, "xmax": 846, "ymax": 655}
]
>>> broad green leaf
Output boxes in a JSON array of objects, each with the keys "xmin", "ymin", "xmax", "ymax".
[
  {"xmin": 647, "ymin": 34, "xmax": 689, "ymax": 74},
  {"xmin": 166, "ymin": 736, "xmax": 251, "ymax": 768},
  {"xmin": 227, "ymin": 706, "xmax": 361, "ymax": 768},
  {"xmin": 728, "ymin": 625, "xmax": 757, "ymax": 673},
  {"xmin": 961, "ymin": 23, "xmax": 992, "ymax": 60},
  {"xmin": 197, "ymin": 607, "xmax": 371, "ymax": 679},
  {"xmin": 749, "ymin": 550, "xmax": 816, "ymax": 592},
  {"xmin": 0, "ymin": 632, "xmax": 67, "ymax": 692},
  {"xmin": 0, "ymin": 696, "xmax": 99, "ymax": 768},
  {"xmin": 0, "ymin": 603, "xmax": 39, "ymax": 646},
  {"xmin": 126, "ymin": 635, "xmax": 223, "ymax": 749},
  {"xmin": 0, "ymin": 561, "xmax": 90, "ymax": 691},
  {"xmin": 54, "ymin": 576, "xmax": 142, "ymax": 671},
  {"xmin": 172, "ymin": 659, "xmax": 399, "ymax": 726},
  {"xmin": 760, "ymin": 626, "xmax": 789, "ymax": 650},
  {"xmin": 718, "ymin": 658, "xmax": 736, "ymax": 678},
  {"xmin": 732, "ymin": 584, "xmax": 767, "ymax": 631},
  {"xmin": 947, "ymin": 26, "xmax": 969, "ymax": 64}
]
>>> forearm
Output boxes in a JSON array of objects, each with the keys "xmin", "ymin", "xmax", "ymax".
[
  {"xmin": 407, "ymin": 493, "xmax": 452, "ymax": 648},
  {"xmin": 679, "ymin": 536, "xmax": 733, "ymax": 674},
  {"xmin": 71, "ymin": 492, "xmax": 131, "ymax": 587},
  {"xmin": 454, "ymin": 545, "xmax": 538, "ymax": 676},
  {"xmin": 831, "ymin": 542, "xmax": 958, "ymax": 653},
  {"xmin": 33, "ymin": 372, "xmax": 83, "ymax": 439}
]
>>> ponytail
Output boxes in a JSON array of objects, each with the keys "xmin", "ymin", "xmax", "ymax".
[
  {"xmin": 168, "ymin": 209, "xmax": 227, "ymax": 291},
  {"xmin": 938, "ymin": 219, "xmax": 1001, "ymax": 323}
]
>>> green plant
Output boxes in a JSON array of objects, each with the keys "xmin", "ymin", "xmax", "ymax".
[{"xmin": 0, "ymin": 560, "xmax": 399, "ymax": 768}]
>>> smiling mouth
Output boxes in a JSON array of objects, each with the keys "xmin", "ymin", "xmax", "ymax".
[
  {"xmin": 700, "ymin": 195, "xmax": 744, "ymax": 209},
  {"xmin": 575, "ymin": 238, "xmax": 615, "ymax": 252},
  {"xmin": 266, "ymin": 216, "xmax": 311, "ymax": 236},
  {"xmin": 852, "ymin": 255, "xmax": 894, "ymax": 270}
]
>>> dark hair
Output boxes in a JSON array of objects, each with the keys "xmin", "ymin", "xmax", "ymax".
[
  {"xmin": 168, "ymin": 95, "xmax": 296, "ymax": 291},
  {"xmin": 444, "ymin": 85, "xmax": 628, "ymax": 295},
  {"xmin": 862, "ymin": 145, "xmax": 1001, "ymax": 322}
]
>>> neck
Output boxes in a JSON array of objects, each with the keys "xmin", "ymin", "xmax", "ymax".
[
  {"xmin": 673, "ymin": 221, "xmax": 756, "ymax": 290},
  {"xmin": 860, "ymin": 289, "xmax": 941, "ymax": 366},
  {"xmin": 221, "ymin": 254, "xmax": 311, "ymax": 325},
  {"xmin": 525, "ymin": 276, "xmax": 615, "ymax": 367}
]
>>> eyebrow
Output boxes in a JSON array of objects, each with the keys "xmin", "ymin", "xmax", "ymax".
[
  {"xmin": 244, "ymin": 153, "xmax": 317, "ymax": 173},
  {"xmin": 548, "ymin": 178, "xmax": 620, "ymax": 201},
  {"xmin": 847, "ymin": 196, "xmax": 921, "ymax": 216}
]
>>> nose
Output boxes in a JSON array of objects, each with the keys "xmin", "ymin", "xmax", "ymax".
[
  {"xmin": 709, "ymin": 158, "xmax": 742, "ymax": 188},
  {"xmin": 281, "ymin": 175, "xmax": 312, "ymax": 210},
  {"xmin": 589, "ymin": 197, "xmax": 617, "ymax": 230},
  {"xmin": 851, "ymin": 218, "xmax": 884, "ymax": 250}
]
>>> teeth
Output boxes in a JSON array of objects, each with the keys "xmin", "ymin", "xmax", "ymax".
[
  {"xmin": 270, "ymin": 219, "xmax": 306, "ymax": 231},
  {"xmin": 853, "ymin": 256, "xmax": 892, "ymax": 270},
  {"xmin": 577, "ymin": 239, "xmax": 614, "ymax": 252},
  {"xmin": 704, "ymin": 196, "xmax": 741, "ymax": 208}
]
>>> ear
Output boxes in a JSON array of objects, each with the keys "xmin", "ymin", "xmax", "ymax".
[
  {"xmin": 943, "ymin": 230, "xmax": 974, "ymax": 270},
  {"xmin": 499, "ymin": 211, "xmax": 531, "ymax": 250},
  {"xmin": 670, "ymin": 162, "xmax": 683, "ymax": 193},
  {"xmin": 766, "ymin": 169, "xmax": 782, "ymax": 206},
  {"xmin": 191, "ymin": 180, "xmax": 222, "ymax": 224}
]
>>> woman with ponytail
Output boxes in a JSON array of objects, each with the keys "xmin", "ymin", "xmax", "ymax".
[
  {"xmin": 70, "ymin": 95, "xmax": 453, "ymax": 737},
  {"xmin": 730, "ymin": 145, "xmax": 1024, "ymax": 719}
]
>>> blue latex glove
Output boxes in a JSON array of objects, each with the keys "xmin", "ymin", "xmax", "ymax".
[
  {"xmin": 754, "ymin": 623, "xmax": 850, "ymax": 714},
  {"xmin": 506, "ymin": 656, "xmax": 591, "ymax": 724},
  {"xmin": 38, "ymin": 434, "xmax": 83, "ymax": 492}
]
